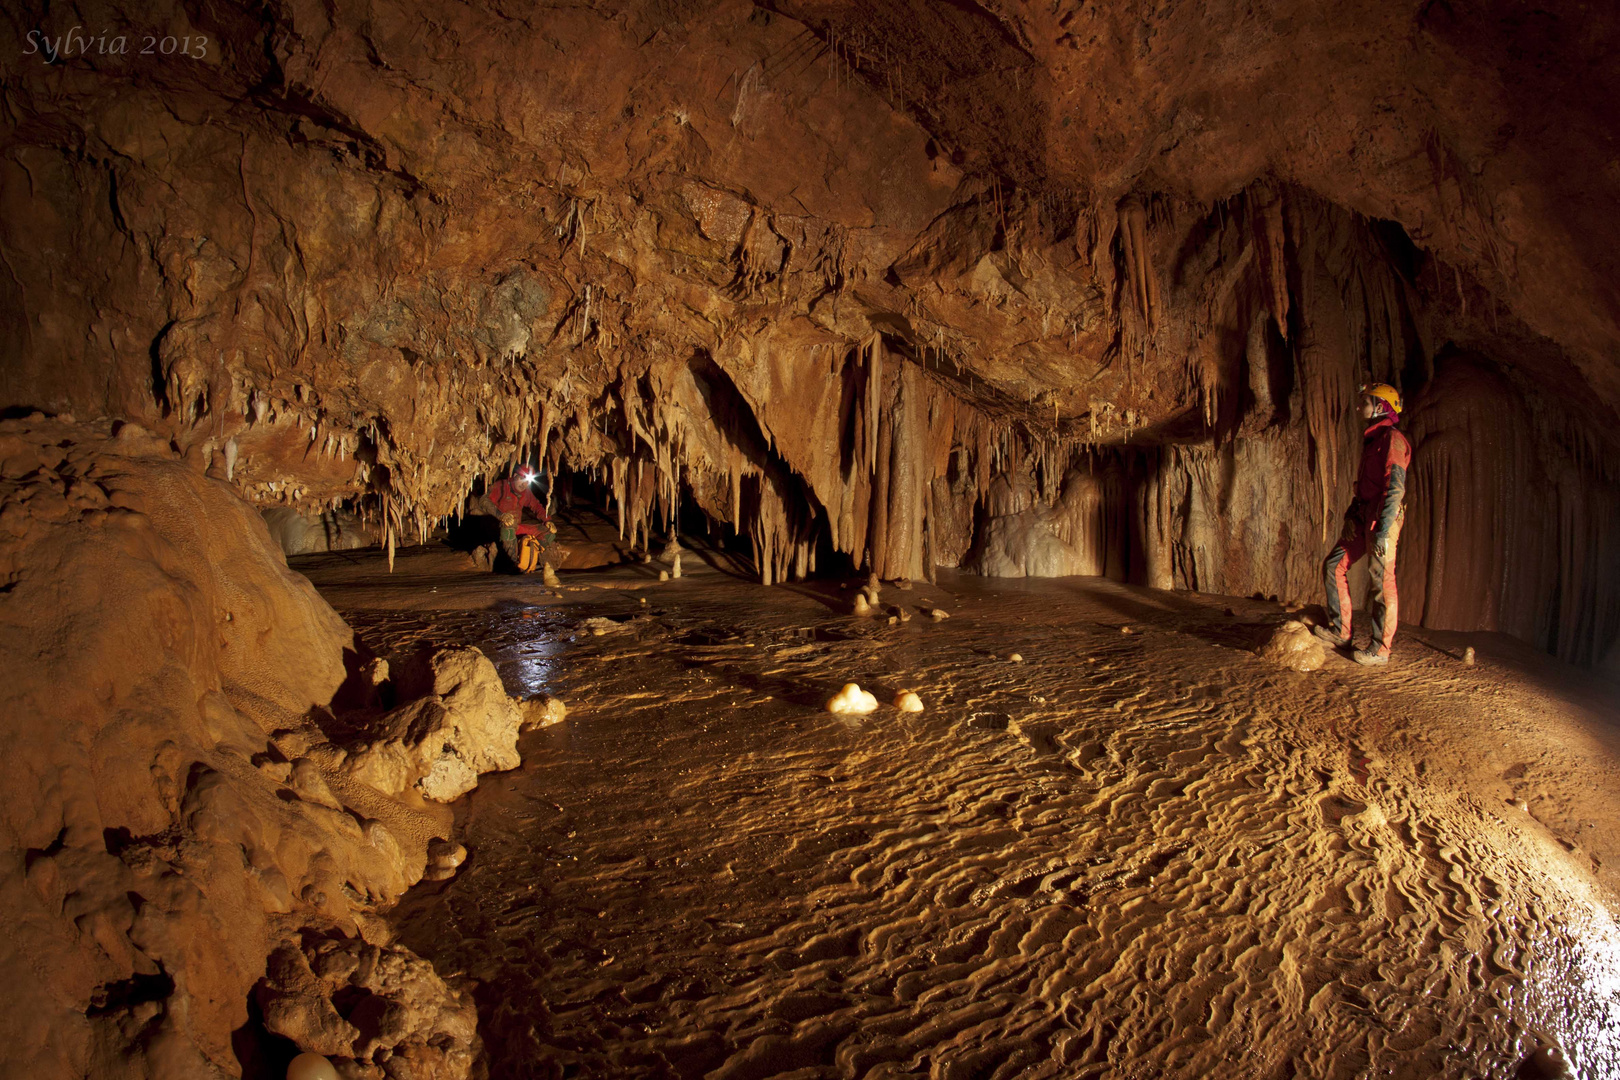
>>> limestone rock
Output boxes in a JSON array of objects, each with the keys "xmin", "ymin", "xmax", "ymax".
[
  {"xmin": 424, "ymin": 839, "xmax": 469, "ymax": 882},
  {"xmin": 262, "ymin": 506, "xmax": 377, "ymax": 557},
  {"xmin": 287, "ymin": 1053, "xmax": 341, "ymax": 1080},
  {"xmin": 0, "ymin": 420, "xmax": 452, "ymax": 1080},
  {"xmin": 257, "ymin": 945, "xmax": 362, "ymax": 1057},
  {"xmin": 520, "ymin": 694, "xmax": 568, "ymax": 731},
  {"xmin": 827, "ymin": 683, "xmax": 879, "ymax": 715},
  {"xmin": 254, "ymin": 936, "xmax": 478, "ymax": 1078},
  {"xmin": 344, "ymin": 648, "xmax": 524, "ymax": 803},
  {"xmin": 1259, "ymin": 621, "xmax": 1327, "ymax": 672}
]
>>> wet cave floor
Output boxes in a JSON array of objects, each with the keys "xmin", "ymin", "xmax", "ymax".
[{"xmin": 296, "ymin": 534, "xmax": 1620, "ymax": 1080}]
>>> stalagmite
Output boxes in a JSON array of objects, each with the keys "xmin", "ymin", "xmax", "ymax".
[
  {"xmin": 1259, "ymin": 621, "xmax": 1327, "ymax": 671},
  {"xmin": 423, "ymin": 839, "xmax": 469, "ymax": 882},
  {"xmin": 826, "ymin": 683, "xmax": 878, "ymax": 715},
  {"xmin": 893, "ymin": 690, "xmax": 924, "ymax": 712},
  {"xmin": 286, "ymin": 1053, "xmax": 340, "ymax": 1080}
]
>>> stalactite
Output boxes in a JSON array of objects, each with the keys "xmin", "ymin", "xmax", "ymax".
[
  {"xmin": 1253, "ymin": 187, "xmax": 1291, "ymax": 340},
  {"xmin": 1118, "ymin": 195, "xmax": 1159, "ymax": 333}
]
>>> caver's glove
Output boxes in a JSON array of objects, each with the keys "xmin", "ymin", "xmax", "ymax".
[
  {"xmin": 1372, "ymin": 534, "xmax": 1392, "ymax": 561},
  {"xmin": 546, "ymin": 521, "xmax": 557, "ymax": 534}
]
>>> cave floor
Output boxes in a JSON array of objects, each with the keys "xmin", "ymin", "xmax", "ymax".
[{"xmin": 295, "ymin": 536, "xmax": 1620, "ymax": 1080}]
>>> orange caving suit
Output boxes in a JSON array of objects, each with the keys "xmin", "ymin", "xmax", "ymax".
[{"xmin": 1322, "ymin": 410, "xmax": 1412, "ymax": 656}]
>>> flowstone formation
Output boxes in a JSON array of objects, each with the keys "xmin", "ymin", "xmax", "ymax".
[
  {"xmin": 0, "ymin": 416, "xmax": 533, "ymax": 1078},
  {"xmin": 4, "ymin": 0, "xmax": 1619, "ymax": 662}
]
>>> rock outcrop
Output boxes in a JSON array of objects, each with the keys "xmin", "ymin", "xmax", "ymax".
[
  {"xmin": 255, "ymin": 935, "xmax": 479, "ymax": 1079},
  {"xmin": 0, "ymin": 416, "xmax": 524, "ymax": 1078},
  {"xmin": 1258, "ymin": 621, "xmax": 1329, "ymax": 673},
  {"xmin": 342, "ymin": 648, "xmax": 525, "ymax": 803},
  {"xmin": 262, "ymin": 507, "xmax": 378, "ymax": 557}
]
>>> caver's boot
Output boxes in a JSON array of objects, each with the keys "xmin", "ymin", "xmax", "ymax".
[
  {"xmin": 1352, "ymin": 647, "xmax": 1390, "ymax": 666},
  {"xmin": 1311, "ymin": 624, "xmax": 1348, "ymax": 648}
]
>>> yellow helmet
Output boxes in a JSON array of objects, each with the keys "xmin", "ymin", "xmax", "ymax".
[{"xmin": 1360, "ymin": 382, "xmax": 1402, "ymax": 415}]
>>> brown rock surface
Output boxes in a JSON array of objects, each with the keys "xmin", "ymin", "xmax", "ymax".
[
  {"xmin": 255, "ymin": 935, "xmax": 478, "ymax": 1078},
  {"xmin": 0, "ymin": 416, "xmax": 514, "ymax": 1077},
  {"xmin": 1258, "ymin": 620, "xmax": 1329, "ymax": 672},
  {"xmin": 342, "ymin": 647, "xmax": 525, "ymax": 803},
  {"xmin": 4, "ymin": 3, "xmax": 1619, "ymax": 1072}
]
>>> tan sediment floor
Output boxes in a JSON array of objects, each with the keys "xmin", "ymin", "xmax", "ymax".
[{"xmin": 298, "ymin": 541, "xmax": 1620, "ymax": 1080}]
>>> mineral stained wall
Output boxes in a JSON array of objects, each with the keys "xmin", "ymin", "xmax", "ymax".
[{"xmin": 2, "ymin": 0, "xmax": 1618, "ymax": 663}]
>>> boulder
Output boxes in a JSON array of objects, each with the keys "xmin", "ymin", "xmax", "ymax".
[
  {"xmin": 0, "ymin": 419, "xmax": 447, "ymax": 1079},
  {"xmin": 1258, "ymin": 620, "xmax": 1328, "ymax": 672},
  {"xmin": 255, "ymin": 935, "xmax": 479, "ymax": 1079},
  {"xmin": 519, "ymin": 694, "xmax": 569, "ymax": 731},
  {"xmin": 344, "ymin": 648, "xmax": 524, "ymax": 802}
]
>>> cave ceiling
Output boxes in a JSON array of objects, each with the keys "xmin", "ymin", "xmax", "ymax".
[{"xmin": 2, "ymin": 0, "xmax": 1618, "ymax": 535}]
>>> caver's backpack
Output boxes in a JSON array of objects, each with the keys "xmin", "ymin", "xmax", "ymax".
[{"xmin": 517, "ymin": 534, "xmax": 543, "ymax": 573}]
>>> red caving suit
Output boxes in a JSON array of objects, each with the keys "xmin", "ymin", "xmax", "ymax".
[
  {"xmin": 485, "ymin": 477, "xmax": 550, "ymax": 537},
  {"xmin": 1322, "ymin": 409, "xmax": 1412, "ymax": 656},
  {"xmin": 475, "ymin": 477, "xmax": 553, "ymax": 568}
]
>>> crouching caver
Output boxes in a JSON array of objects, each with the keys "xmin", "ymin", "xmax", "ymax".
[
  {"xmin": 474, "ymin": 472, "xmax": 556, "ymax": 572},
  {"xmin": 1316, "ymin": 383, "xmax": 1411, "ymax": 665}
]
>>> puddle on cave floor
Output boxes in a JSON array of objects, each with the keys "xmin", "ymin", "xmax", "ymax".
[{"xmin": 309, "ymin": 546, "xmax": 1620, "ymax": 1080}]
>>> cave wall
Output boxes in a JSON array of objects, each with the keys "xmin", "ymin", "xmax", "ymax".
[
  {"xmin": 1401, "ymin": 356, "xmax": 1620, "ymax": 667},
  {"xmin": 0, "ymin": 418, "xmax": 415, "ymax": 1075},
  {"xmin": 0, "ymin": 415, "xmax": 556, "ymax": 1077},
  {"xmin": 2, "ymin": 0, "xmax": 1619, "ymax": 662}
]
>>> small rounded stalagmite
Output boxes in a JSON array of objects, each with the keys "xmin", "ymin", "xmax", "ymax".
[
  {"xmin": 286, "ymin": 1053, "xmax": 340, "ymax": 1080},
  {"xmin": 424, "ymin": 838, "xmax": 468, "ymax": 882},
  {"xmin": 826, "ymin": 683, "xmax": 878, "ymax": 714}
]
